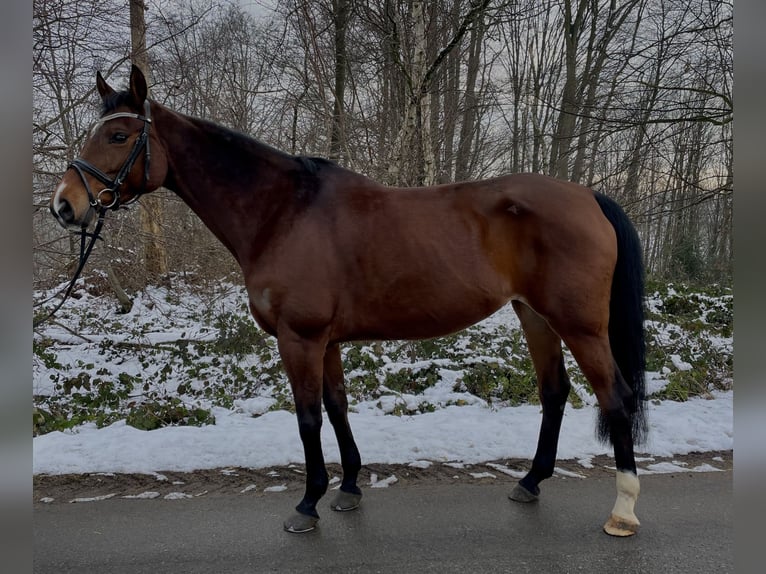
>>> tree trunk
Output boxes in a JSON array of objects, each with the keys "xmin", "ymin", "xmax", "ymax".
[
  {"xmin": 329, "ymin": 0, "xmax": 350, "ymax": 163},
  {"xmin": 106, "ymin": 261, "xmax": 133, "ymax": 313},
  {"xmin": 549, "ymin": 0, "xmax": 588, "ymax": 179},
  {"xmin": 388, "ymin": 0, "xmax": 490, "ymax": 186},
  {"xmin": 416, "ymin": 1, "xmax": 436, "ymax": 185},
  {"xmin": 386, "ymin": 0, "xmax": 428, "ymax": 185},
  {"xmin": 130, "ymin": 0, "xmax": 168, "ymax": 283},
  {"xmin": 454, "ymin": 11, "xmax": 485, "ymax": 182}
]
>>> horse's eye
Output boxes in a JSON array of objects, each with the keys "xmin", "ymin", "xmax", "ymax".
[{"xmin": 110, "ymin": 133, "xmax": 128, "ymax": 144}]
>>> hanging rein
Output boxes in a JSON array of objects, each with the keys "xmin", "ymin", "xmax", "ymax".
[{"xmin": 34, "ymin": 101, "xmax": 152, "ymax": 328}]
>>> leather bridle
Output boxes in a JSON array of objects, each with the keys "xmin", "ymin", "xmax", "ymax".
[
  {"xmin": 34, "ymin": 101, "xmax": 153, "ymax": 327},
  {"xmin": 69, "ymin": 99, "xmax": 153, "ymax": 211}
]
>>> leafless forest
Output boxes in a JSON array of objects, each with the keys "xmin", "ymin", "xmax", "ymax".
[{"xmin": 33, "ymin": 0, "xmax": 732, "ymax": 297}]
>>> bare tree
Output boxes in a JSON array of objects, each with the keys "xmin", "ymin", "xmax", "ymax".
[
  {"xmin": 34, "ymin": 0, "xmax": 733, "ymax": 290},
  {"xmin": 375, "ymin": 0, "xmax": 492, "ymax": 185},
  {"xmin": 33, "ymin": 0, "xmax": 131, "ymax": 288},
  {"xmin": 329, "ymin": 0, "xmax": 351, "ymax": 162},
  {"xmin": 129, "ymin": 0, "xmax": 169, "ymax": 289}
]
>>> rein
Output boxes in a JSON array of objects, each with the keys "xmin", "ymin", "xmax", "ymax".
[
  {"xmin": 33, "ymin": 211, "xmax": 107, "ymax": 328},
  {"xmin": 34, "ymin": 101, "xmax": 153, "ymax": 329}
]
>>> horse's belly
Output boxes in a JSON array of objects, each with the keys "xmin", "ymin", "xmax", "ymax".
[{"xmin": 339, "ymin": 291, "xmax": 509, "ymax": 342}]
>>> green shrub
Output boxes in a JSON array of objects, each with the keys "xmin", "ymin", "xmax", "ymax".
[
  {"xmin": 383, "ymin": 364, "xmax": 441, "ymax": 395},
  {"xmin": 651, "ymin": 369, "xmax": 709, "ymax": 402},
  {"xmin": 126, "ymin": 397, "xmax": 215, "ymax": 430},
  {"xmin": 660, "ymin": 293, "xmax": 701, "ymax": 319},
  {"xmin": 33, "ymin": 337, "xmax": 62, "ymax": 369},
  {"xmin": 458, "ymin": 362, "xmax": 539, "ymax": 406},
  {"xmin": 346, "ymin": 373, "xmax": 381, "ymax": 402},
  {"xmin": 211, "ymin": 312, "xmax": 267, "ymax": 358},
  {"xmin": 343, "ymin": 344, "xmax": 382, "ymax": 372}
]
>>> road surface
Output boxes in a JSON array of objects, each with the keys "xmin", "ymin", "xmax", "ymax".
[{"xmin": 34, "ymin": 469, "xmax": 731, "ymax": 573}]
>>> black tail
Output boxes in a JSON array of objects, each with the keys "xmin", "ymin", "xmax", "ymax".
[{"xmin": 593, "ymin": 193, "xmax": 648, "ymax": 445}]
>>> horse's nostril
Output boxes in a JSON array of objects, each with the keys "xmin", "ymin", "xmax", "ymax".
[{"xmin": 55, "ymin": 198, "xmax": 74, "ymax": 224}]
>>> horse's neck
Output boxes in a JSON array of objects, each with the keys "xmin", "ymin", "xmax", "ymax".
[{"xmin": 155, "ymin": 105, "xmax": 297, "ymax": 264}]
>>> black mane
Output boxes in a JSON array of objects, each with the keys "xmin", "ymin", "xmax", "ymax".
[
  {"xmin": 297, "ymin": 155, "xmax": 337, "ymax": 176},
  {"xmin": 103, "ymin": 90, "xmax": 338, "ymax": 177},
  {"xmin": 102, "ymin": 91, "xmax": 337, "ymax": 202},
  {"xmin": 294, "ymin": 157, "xmax": 340, "ymax": 201}
]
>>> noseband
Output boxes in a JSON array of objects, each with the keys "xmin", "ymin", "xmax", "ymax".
[
  {"xmin": 34, "ymin": 101, "xmax": 153, "ymax": 328},
  {"xmin": 69, "ymin": 99, "xmax": 153, "ymax": 211}
]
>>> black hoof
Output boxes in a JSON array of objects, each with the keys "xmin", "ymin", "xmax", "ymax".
[
  {"xmin": 283, "ymin": 512, "xmax": 319, "ymax": 533},
  {"xmin": 329, "ymin": 490, "xmax": 362, "ymax": 512},
  {"xmin": 508, "ymin": 481, "xmax": 539, "ymax": 503}
]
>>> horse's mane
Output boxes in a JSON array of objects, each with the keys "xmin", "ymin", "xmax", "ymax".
[
  {"xmin": 297, "ymin": 155, "xmax": 338, "ymax": 175},
  {"xmin": 103, "ymin": 90, "xmax": 341, "ymax": 201},
  {"xmin": 294, "ymin": 156, "xmax": 339, "ymax": 201}
]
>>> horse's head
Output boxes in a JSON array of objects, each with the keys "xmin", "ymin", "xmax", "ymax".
[{"xmin": 49, "ymin": 65, "xmax": 167, "ymax": 229}]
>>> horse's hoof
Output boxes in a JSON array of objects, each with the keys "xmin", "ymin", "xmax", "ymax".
[
  {"xmin": 508, "ymin": 482, "xmax": 539, "ymax": 503},
  {"xmin": 603, "ymin": 514, "xmax": 640, "ymax": 537},
  {"xmin": 329, "ymin": 490, "xmax": 362, "ymax": 512},
  {"xmin": 283, "ymin": 512, "xmax": 319, "ymax": 533}
]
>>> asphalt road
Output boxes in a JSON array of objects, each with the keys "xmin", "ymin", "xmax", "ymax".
[{"xmin": 33, "ymin": 471, "xmax": 731, "ymax": 573}]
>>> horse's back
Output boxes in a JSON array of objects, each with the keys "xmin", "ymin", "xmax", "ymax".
[{"xmin": 307, "ymin": 172, "xmax": 617, "ymax": 341}]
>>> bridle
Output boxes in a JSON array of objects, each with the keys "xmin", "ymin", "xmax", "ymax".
[
  {"xmin": 34, "ymin": 100, "xmax": 153, "ymax": 328},
  {"xmin": 69, "ymin": 99, "xmax": 153, "ymax": 211}
]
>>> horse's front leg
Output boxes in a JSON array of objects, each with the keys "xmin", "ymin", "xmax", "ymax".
[
  {"xmin": 277, "ymin": 330, "xmax": 329, "ymax": 533},
  {"xmin": 322, "ymin": 344, "xmax": 363, "ymax": 511}
]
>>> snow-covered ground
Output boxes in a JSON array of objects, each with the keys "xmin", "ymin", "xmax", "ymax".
[
  {"xmin": 33, "ymin": 280, "xmax": 732, "ymax": 477},
  {"xmin": 33, "ymin": 389, "xmax": 731, "ymax": 476}
]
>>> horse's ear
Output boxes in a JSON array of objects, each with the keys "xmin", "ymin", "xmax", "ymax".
[
  {"xmin": 129, "ymin": 64, "xmax": 148, "ymax": 107},
  {"xmin": 96, "ymin": 71, "xmax": 115, "ymax": 100}
]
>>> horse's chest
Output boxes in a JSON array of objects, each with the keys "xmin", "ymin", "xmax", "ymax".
[{"xmin": 247, "ymin": 287, "xmax": 278, "ymax": 336}]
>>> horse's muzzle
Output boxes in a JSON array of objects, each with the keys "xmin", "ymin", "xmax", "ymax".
[{"xmin": 50, "ymin": 199, "xmax": 92, "ymax": 231}]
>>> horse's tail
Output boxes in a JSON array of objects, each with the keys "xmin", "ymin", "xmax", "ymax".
[{"xmin": 593, "ymin": 192, "xmax": 648, "ymax": 445}]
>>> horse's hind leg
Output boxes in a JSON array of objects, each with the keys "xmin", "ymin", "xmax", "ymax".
[
  {"xmin": 322, "ymin": 344, "xmax": 363, "ymax": 511},
  {"xmin": 508, "ymin": 301, "xmax": 571, "ymax": 503},
  {"xmin": 563, "ymin": 332, "xmax": 640, "ymax": 536}
]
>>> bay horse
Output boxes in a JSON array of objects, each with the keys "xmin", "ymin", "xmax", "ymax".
[{"xmin": 49, "ymin": 66, "xmax": 647, "ymax": 536}]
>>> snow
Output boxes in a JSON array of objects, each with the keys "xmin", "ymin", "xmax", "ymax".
[
  {"xmin": 670, "ymin": 354, "xmax": 693, "ymax": 371},
  {"xmin": 369, "ymin": 474, "xmax": 398, "ymax": 488},
  {"xmin": 70, "ymin": 493, "xmax": 117, "ymax": 503},
  {"xmin": 32, "ymin": 281, "xmax": 733, "ymax": 479},
  {"xmin": 32, "ymin": 390, "xmax": 732, "ymax": 476},
  {"xmin": 122, "ymin": 491, "xmax": 161, "ymax": 499},
  {"xmin": 485, "ymin": 462, "xmax": 526, "ymax": 478},
  {"xmin": 163, "ymin": 492, "xmax": 194, "ymax": 500},
  {"xmin": 264, "ymin": 485, "xmax": 288, "ymax": 493},
  {"xmin": 469, "ymin": 472, "xmax": 497, "ymax": 479}
]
